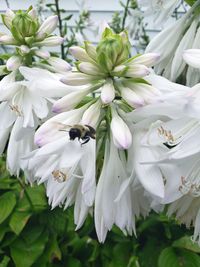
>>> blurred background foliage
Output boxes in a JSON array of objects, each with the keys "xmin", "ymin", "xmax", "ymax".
[{"xmin": 0, "ymin": 0, "xmax": 199, "ymax": 266}]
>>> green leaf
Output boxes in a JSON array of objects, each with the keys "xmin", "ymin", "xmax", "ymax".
[
  {"xmin": 158, "ymin": 247, "xmax": 200, "ymax": 267},
  {"xmin": 184, "ymin": 0, "xmax": 196, "ymax": 6},
  {"xmin": 0, "ymin": 192, "xmax": 16, "ymax": 224},
  {"xmin": 66, "ymin": 256, "xmax": 81, "ymax": 267},
  {"xmin": 173, "ymin": 236, "xmax": 200, "ymax": 253},
  {"xmin": 26, "ymin": 185, "xmax": 48, "ymax": 212},
  {"xmin": 0, "ymin": 256, "xmax": 10, "ymax": 267},
  {"xmin": 9, "ymin": 210, "xmax": 31, "ymax": 235},
  {"xmin": 10, "ymin": 228, "xmax": 48, "ymax": 267}
]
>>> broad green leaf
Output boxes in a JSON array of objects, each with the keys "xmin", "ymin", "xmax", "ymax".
[
  {"xmin": 0, "ymin": 256, "xmax": 10, "ymax": 267},
  {"xmin": 9, "ymin": 210, "xmax": 31, "ymax": 235},
  {"xmin": 0, "ymin": 192, "xmax": 16, "ymax": 224},
  {"xmin": 158, "ymin": 247, "xmax": 200, "ymax": 267},
  {"xmin": 32, "ymin": 233, "xmax": 61, "ymax": 267},
  {"xmin": 10, "ymin": 229, "xmax": 48, "ymax": 267},
  {"xmin": 26, "ymin": 185, "xmax": 48, "ymax": 212},
  {"xmin": 66, "ymin": 256, "xmax": 81, "ymax": 267},
  {"xmin": 173, "ymin": 236, "xmax": 200, "ymax": 253}
]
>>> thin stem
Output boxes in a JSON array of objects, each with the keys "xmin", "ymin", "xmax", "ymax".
[
  {"xmin": 5, "ymin": 0, "xmax": 10, "ymax": 8},
  {"xmin": 17, "ymin": 177, "xmax": 34, "ymax": 212},
  {"xmin": 121, "ymin": 0, "xmax": 130, "ymax": 31},
  {"xmin": 55, "ymin": 0, "xmax": 65, "ymax": 59}
]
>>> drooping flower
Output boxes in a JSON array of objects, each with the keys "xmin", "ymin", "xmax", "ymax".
[
  {"xmin": 0, "ymin": 67, "xmax": 71, "ymax": 175},
  {"xmin": 146, "ymin": 1, "xmax": 200, "ymax": 85},
  {"xmin": 22, "ymin": 110, "xmax": 96, "ymax": 230}
]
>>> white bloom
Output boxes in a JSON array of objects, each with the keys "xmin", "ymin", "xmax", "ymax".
[
  {"xmin": 183, "ymin": 49, "xmax": 200, "ymax": 69},
  {"xmin": 0, "ymin": 67, "xmax": 71, "ymax": 175},
  {"xmin": 33, "ymin": 49, "xmax": 50, "ymax": 59},
  {"xmin": 22, "ymin": 129, "xmax": 96, "ymax": 229},
  {"xmin": 0, "ymin": 35, "xmax": 17, "ymax": 45},
  {"xmin": 138, "ymin": 0, "xmax": 181, "ymax": 25},
  {"xmin": 95, "ymin": 139, "xmax": 151, "ymax": 242}
]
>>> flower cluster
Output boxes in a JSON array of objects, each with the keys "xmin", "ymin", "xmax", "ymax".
[{"xmin": 2, "ymin": 3, "xmax": 200, "ymax": 245}]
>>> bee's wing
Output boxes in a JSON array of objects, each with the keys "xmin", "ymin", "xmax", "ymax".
[{"xmin": 52, "ymin": 122, "xmax": 71, "ymax": 131}]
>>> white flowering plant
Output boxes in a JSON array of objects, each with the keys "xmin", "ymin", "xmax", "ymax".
[{"xmin": 1, "ymin": 1, "xmax": 200, "ymax": 267}]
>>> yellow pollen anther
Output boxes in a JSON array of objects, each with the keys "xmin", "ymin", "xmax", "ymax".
[
  {"xmin": 9, "ymin": 105, "xmax": 23, "ymax": 116},
  {"xmin": 52, "ymin": 170, "xmax": 67, "ymax": 183}
]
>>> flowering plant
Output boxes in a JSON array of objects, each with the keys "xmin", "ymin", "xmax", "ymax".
[{"xmin": 1, "ymin": 1, "xmax": 200, "ymax": 266}]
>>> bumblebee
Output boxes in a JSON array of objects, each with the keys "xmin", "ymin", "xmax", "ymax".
[
  {"xmin": 58, "ymin": 122, "xmax": 96, "ymax": 145},
  {"xmin": 69, "ymin": 124, "xmax": 96, "ymax": 145}
]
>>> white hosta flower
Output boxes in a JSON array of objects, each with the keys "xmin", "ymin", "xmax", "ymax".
[
  {"xmin": 0, "ymin": 35, "xmax": 17, "ymax": 45},
  {"xmin": 22, "ymin": 131, "xmax": 96, "ymax": 229},
  {"xmin": 36, "ymin": 15, "xmax": 58, "ymax": 40},
  {"xmin": 183, "ymin": 49, "xmax": 200, "ymax": 69},
  {"xmin": 95, "ymin": 139, "xmax": 151, "ymax": 242},
  {"xmin": 0, "ymin": 67, "xmax": 71, "ymax": 175},
  {"xmin": 111, "ymin": 107, "xmax": 132, "ymax": 150},
  {"xmin": 168, "ymin": 196, "xmax": 200, "ymax": 245},
  {"xmin": 35, "ymin": 105, "xmax": 89, "ymax": 147},
  {"xmin": 138, "ymin": 0, "xmax": 181, "ymax": 25},
  {"xmin": 146, "ymin": 2, "xmax": 200, "ymax": 82},
  {"xmin": 127, "ymin": 53, "xmax": 160, "ymax": 68}
]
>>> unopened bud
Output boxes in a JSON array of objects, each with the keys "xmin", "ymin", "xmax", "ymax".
[
  {"xmin": 19, "ymin": 45, "xmax": 30, "ymax": 54},
  {"xmin": 34, "ymin": 49, "xmax": 50, "ymax": 59},
  {"xmin": 1, "ymin": 9, "xmax": 15, "ymax": 29},
  {"xmin": 34, "ymin": 36, "xmax": 64, "ymax": 47},
  {"xmin": 69, "ymin": 46, "xmax": 91, "ymax": 62},
  {"xmin": 6, "ymin": 55, "xmax": 22, "ymax": 71},
  {"xmin": 36, "ymin": 15, "xmax": 58, "ymax": 40},
  {"xmin": 81, "ymin": 100, "xmax": 101, "ymax": 128},
  {"xmin": 100, "ymin": 79, "xmax": 115, "ymax": 104},
  {"xmin": 0, "ymin": 35, "xmax": 17, "ymax": 45},
  {"xmin": 47, "ymin": 57, "xmax": 71, "ymax": 72}
]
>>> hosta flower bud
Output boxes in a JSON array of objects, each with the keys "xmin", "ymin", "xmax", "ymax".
[
  {"xmin": 69, "ymin": 46, "xmax": 91, "ymax": 62},
  {"xmin": 1, "ymin": 9, "xmax": 15, "ymax": 29},
  {"xmin": 11, "ymin": 10, "xmax": 39, "ymax": 41},
  {"xmin": 0, "ymin": 35, "xmax": 17, "ymax": 45},
  {"xmin": 19, "ymin": 45, "xmax": 30, "ymax": 54},
  {"xmin": 61, "ymin": 73, "xmax": 98, "ymax": 86},
  {"xmin": 84, "ymin": 42, "xmax": 97, "ymax": 60},
  {"xmin": 28, "ymin": 8, "xmax": 37, "ymax": 20},
  {"xmin": 78, "ymin": 62, "xmax": 101, "ymax": 76},
  {"xmin": 96, "ymin": 28, "xmax": 130, "ymax": 71},
  {"xmin": 33, "ymin": 49, "xmax": 50, "ymax": 59},
  {"xmin": 111, "ymin": 108, "xmax": 132, "ymax": 150},
  {"xmin": 36, "ymin": 15, "xmax": 58, "ymax": 40},
  {"xmin": 111, "ymin": 65, "xmax": 127, "ymax": 76},
  {"xmin": 120, "ymin": 87, "xmax": 145, "ymax": 107},
  {"xmin": 34, "ymin": 36, "xmax": 64, "ymax": 47},
  {"xmin": 6, "ymin": 55, "xmax": 22, "ymax": 71},
  {"xmin": 52, "ymin": 88, "xmax": 91, "ymax": 113},
  {"xmin": 128, "ymin": 53, "xmax": 160, "ymax": 67},
  {"xmin": 125, "ymin": 64, "xmax": 150, "ymax": 78},
  {"xmin": 47, "ymin": 57, "xmax": 71, "ymax": 72},
  {"xmin": 100, "ymin": 79, "xmax": 115, "ymax": 104},
  {"xmin": 81, "ymin": 100, "xmax": 101, "ymax": 128}
]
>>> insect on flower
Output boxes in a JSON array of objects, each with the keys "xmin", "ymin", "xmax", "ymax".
[{"xmin": 59, "ymin": 123, "xmax": 96, "ymax": 145}]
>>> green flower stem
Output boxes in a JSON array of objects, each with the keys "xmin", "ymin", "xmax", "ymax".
[
  {"xmin": 54, "ymin": 0, "xmax": 65, "ymax": 59},
  {"xmin": 17, "ymin": 177, "xmax": 34, "ymax": 212},
  {"xmin": 121, "ymin": 0, "xmax": 130, "ymax": 31}
]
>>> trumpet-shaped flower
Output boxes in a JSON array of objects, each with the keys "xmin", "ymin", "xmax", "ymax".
[{"xmin": 0, "ymin": 67, "xmax": 71, "ymax": 175}]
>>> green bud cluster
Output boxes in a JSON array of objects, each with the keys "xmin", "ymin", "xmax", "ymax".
[{"xmin": 96, "ymin": 28, "xmax": 130, "ymax": 72}]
